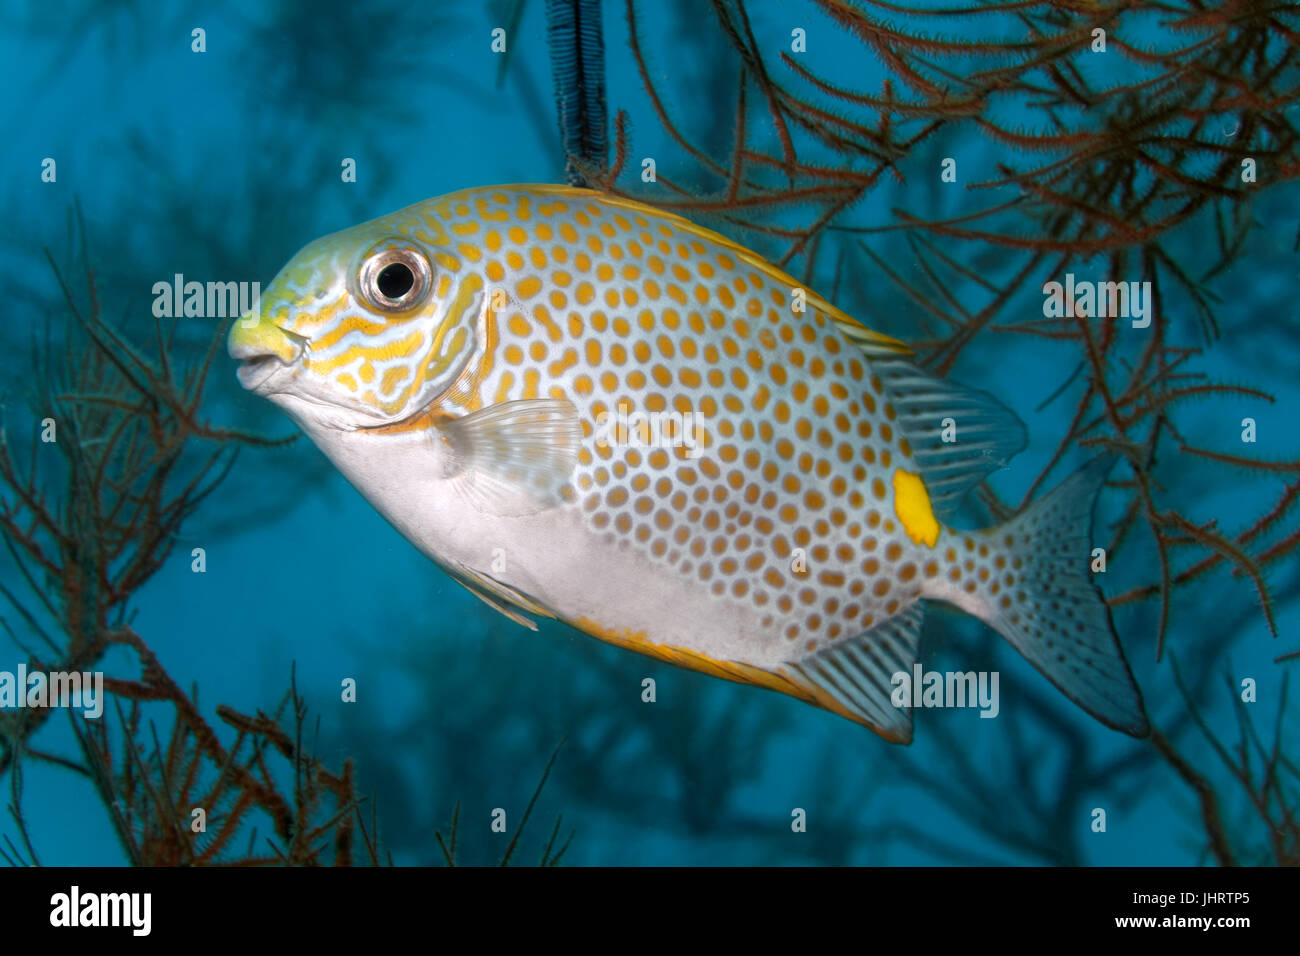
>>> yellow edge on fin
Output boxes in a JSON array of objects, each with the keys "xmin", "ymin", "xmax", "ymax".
[{"xmin": 572, "ymin": 616, "xmax": 908, "ymax": 742}]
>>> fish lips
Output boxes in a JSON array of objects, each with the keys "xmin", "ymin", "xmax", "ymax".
[
  {"xmin": 231, "ymin": 352, "xmax": 402, "ymax": 429},
  {"xmin": 235, "ymin": 353, "xmax": 294, "ymax": 393},
  {"xmin": 229, "ymin": 330, "xmax": 305, "ymax": 395}
]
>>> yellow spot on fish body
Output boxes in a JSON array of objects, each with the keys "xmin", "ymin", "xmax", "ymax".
[
  {"xmin": 493, "ymin": 372, "xmax": 514, "ymax": 404},
  {"xmin": 379, "ymin": 367, "xmax": 408, "ymax": 396},
  {"xmin": 476, "ymin": 198, "xmax": 511, "ymax": 222},
  {"xmin": 893, "ymin": 469, "xmax": 939, "ymax": 547},
  {"xmin": 548, "ymin": 348, "xmax": 579, "ymax": 377},
  {"xmin": 433, "ymin": 251, "xmax": 462, "ymax": 272}
]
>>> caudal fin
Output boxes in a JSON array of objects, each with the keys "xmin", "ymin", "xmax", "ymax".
[{"xmin": 979, "ymin": 454, "xmax": 1149, "ymax": 736}]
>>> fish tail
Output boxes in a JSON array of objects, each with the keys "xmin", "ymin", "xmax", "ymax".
[{"xmin": 964, "ymin": 453, "xmax": 1149, "ymax": 736}]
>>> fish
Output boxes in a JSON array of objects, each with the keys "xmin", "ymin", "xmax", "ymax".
[{"xmin": 227, "ymin": 184, "xmax": 1149, "ymax": 743}]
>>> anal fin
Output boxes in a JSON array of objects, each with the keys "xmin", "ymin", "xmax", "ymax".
[{"xmin": 781, "ymin": 604, "xmax": 924, "ymax": 743}]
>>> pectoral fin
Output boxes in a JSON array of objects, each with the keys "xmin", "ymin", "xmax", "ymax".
[{"xmin": 439, "ymin": 398, "xmax": 582, "ymax": 517}]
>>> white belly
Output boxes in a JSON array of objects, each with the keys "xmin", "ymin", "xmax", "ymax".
[{"xmin": 302, "ymin": 418, "xmax": 786, "ymax": 668}]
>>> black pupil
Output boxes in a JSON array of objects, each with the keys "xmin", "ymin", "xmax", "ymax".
[{"xmin": 377, "ymin": 262, "xmax": 415, "ymax": 299}]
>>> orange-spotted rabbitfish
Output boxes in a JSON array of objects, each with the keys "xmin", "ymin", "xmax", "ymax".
[{"xmin": 228, "ymin": 185, "xmax": 1148, "ymax": 743}]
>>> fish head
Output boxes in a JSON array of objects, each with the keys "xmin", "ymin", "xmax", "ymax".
[{"xmin": 227, "ymin": 206, "xmax": 481, "ymax": 431}]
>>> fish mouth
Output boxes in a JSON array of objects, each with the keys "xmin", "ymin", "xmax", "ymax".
[
  {"xmin": 228, "ymin": 314, "xmax": 306, "ymax": 394},
  {"xmin": 236, "ymin": 354, "xmax": 290, "ymax": 392}
]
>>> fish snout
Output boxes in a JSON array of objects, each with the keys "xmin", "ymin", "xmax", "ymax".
[{"xmin": 228, "ymin": 310, "xmax": 303, "ymax": 391}]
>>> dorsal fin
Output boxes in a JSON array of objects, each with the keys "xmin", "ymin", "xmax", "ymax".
[{"xmin": 844, "ymin": 336, "xmax": 1027, "ymax": 518}]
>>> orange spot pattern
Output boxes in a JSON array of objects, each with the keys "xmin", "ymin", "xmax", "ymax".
[{"xmin": 424, "ymin": 187, "xmax": 951, "ymax": 653}]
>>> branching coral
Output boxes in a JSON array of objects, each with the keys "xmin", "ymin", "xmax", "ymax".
[
  {"xmin": 557, "ymin": 0, "xmax": 1300, "ymax": 863},
  {"xmin": 0, "ymin": 214, "xmax": 579, "ymax": 865},
  {"xmin": 433, "ymin": 741, "xmax": 575, "ymax": 866},
  {"xmin": 1153, "ymin": 659, "xmax": 1298, "ymax": 865},
  {"xmin": 0, "ymin": 209, "xmax": 375, "ymax": 865},
  {"xmin": 589, "ymin": 1, "xmax": 1300, "ymax": 666},
  {"xmin": 73, "ymin": 648, "xmax": 373, "ymax": 866}
]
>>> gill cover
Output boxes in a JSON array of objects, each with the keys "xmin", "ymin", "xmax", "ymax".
[{"xmin": 295, "ymin": 226, "xmax": 487, "ymax": 423}]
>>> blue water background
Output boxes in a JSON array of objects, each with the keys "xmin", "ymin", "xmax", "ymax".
[{"xmin": 0, "ymin": 0, "xmax": 1296, "ymax": 865}]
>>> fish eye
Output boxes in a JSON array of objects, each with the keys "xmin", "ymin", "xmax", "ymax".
[{"xmin": 358, "ymin": 243, "xmax": 432, "ymax": 313}]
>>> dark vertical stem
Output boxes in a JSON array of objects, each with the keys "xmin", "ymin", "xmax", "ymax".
[{"xmin": 546, "ymin": 0, "xmax": 608, "ymax": 187}]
